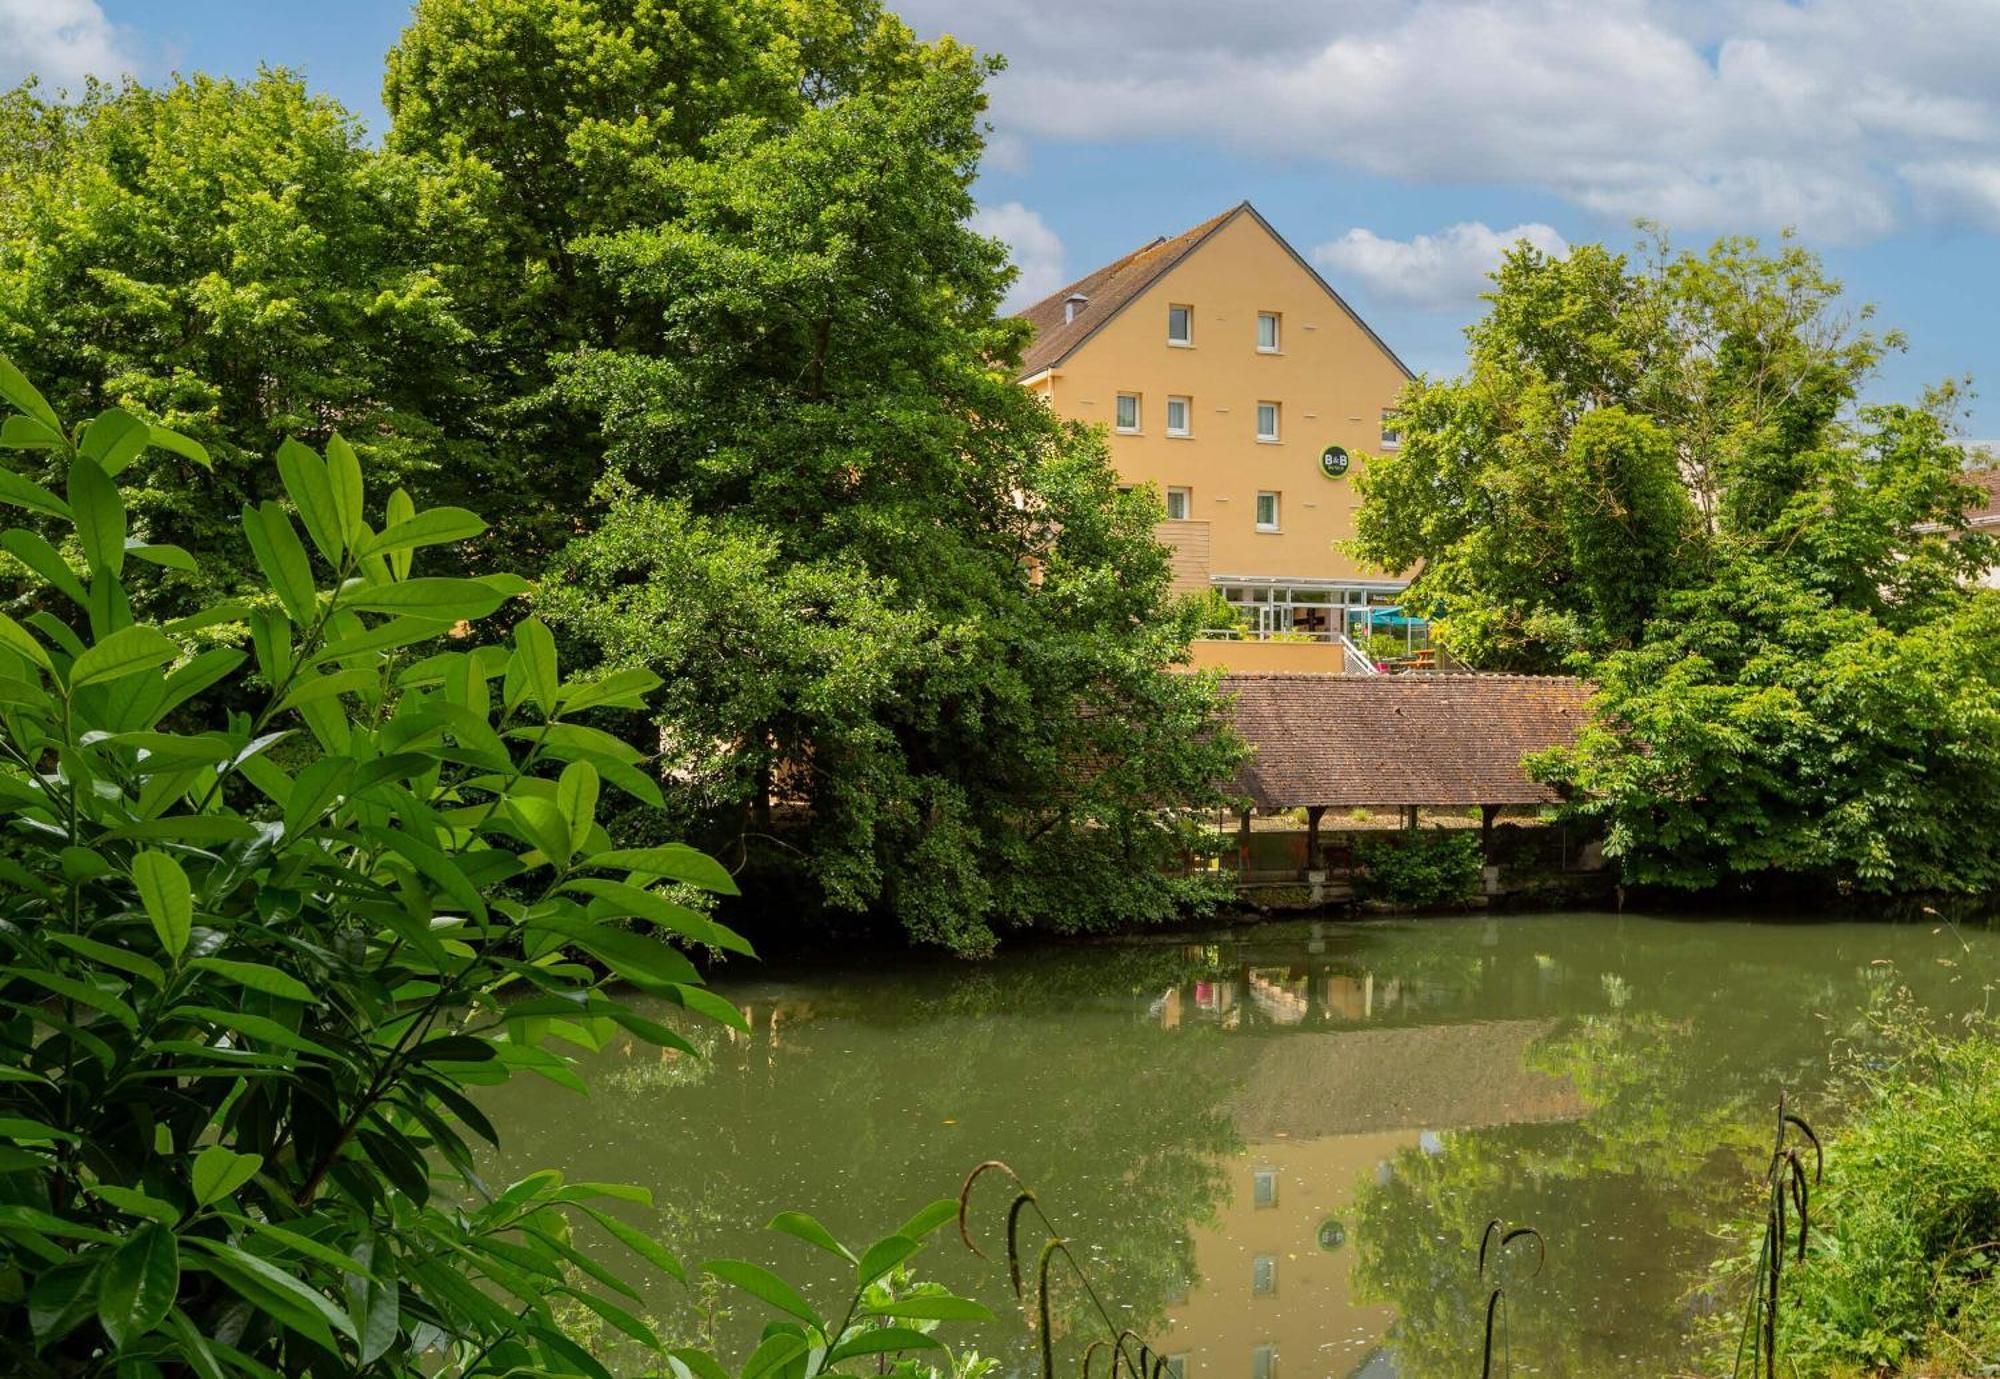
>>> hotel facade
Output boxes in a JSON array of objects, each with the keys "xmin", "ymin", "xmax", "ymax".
[{"xmin": 1013, "ymin": 203, "xmax": 1415, "ymax": 664}]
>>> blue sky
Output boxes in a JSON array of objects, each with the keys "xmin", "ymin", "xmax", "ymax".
[{"xmin": 10, "ymin": 0, "xmax": 2000, "ymax": 429}]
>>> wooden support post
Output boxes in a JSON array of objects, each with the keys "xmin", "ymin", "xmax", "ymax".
[
  {"xmin": 1403, "ymin": 805, "xmax": 1420, "ymax": 831},
  {"xmin": 1481, "ymin": 804, "xmax": 1501, "ymax": 862},
  {"xmin": 1305, "ymin": 805, "xmax": 1325, "ymax": 871},
  {"xmin": 1237, "ymin": 807, "xmax": 1253, "ymax": 875}
]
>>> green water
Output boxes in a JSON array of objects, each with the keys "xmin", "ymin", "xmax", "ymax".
[{"xmin": 478, "ymin": 912, "xmax": 2000, "ymax": 1378}]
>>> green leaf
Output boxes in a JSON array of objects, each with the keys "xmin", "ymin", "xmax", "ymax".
[
  {"xmin": 506, "ymin": 795, "xmax": 572, "ymax": 866},
  {"xmin": 0, "ymin": 352, "xmax": 60, "ymax": 431},
  {"xmin": 824, "ymin": 1327, "xmax": 941, "ymax": 1365},
  {"xmin": 192, "ymin": 1239, "xmax": 355, "ymax": 1348},
  {"xmin": 79, "ymin": 408, "xmax": 151, "ymax": 476},
  {"xmin": 67, "ymin": 454, "xmax": 125, "ymax": 578},
  {"xmin": 525, "ymin": 912, "xmax": 698, "ymax": 991},
  {"xmin": 0, "ymin": 466, "xmax": 70, "ymax": 519},
  {"xmin": 855, "ymin": 1234, "xmax": 920, "ymax": 1287},
  {"xmin": 126, "ymin": 542, "xmax": 198, "ymax": 572},
  {"xmin": 860, "ymin": 1295, "xmax": 996, "ymax": 1322},
  {"xmin": 0, "ymin": 1118, "xmax": 80, "ymax": 1144},
  {"xmin": 558, "ymin": 759, "xmax": 599, "ymax": 848},
  {"xmin": 108, "ymin": 815, "xmax": 259, "ymax": 844},
  {"xmin": 130, "ymin": 850, "xmax": 191, "ymax": 960},
  {"xmin": 564, "ymin": 878, "xmax": 748, "ymax": 954},
  {"xmin": 284, "ymin": 755, "xmax": 355, "ymax": 838},
  {"xmin": 584, "ymin": 844, "xmax": 740, "ymax": 895},
  {"xmin": 515, "ymin": 617, "xmax": 559, "ymax": 712},
  {"xmin": 342, "ymin": 577, "xmax": 506, "ymax": 620},
  {"xmin": 897, "ymin": 1198, "xmax": 959, "ymax": 1241},
  {"xmin": 47, "ymin": 933, "xmax": 164, "ymax": 989},
  {"xmin": 326, "ymin": 434, "xmax": 364, "ymax": 547},
  {"xmin": 560, "ymin": 666, "xmax": 663, "ymax": 713},
  {"xmin": 277, "ymin": 438, "xmax": 343, "ymax": 563},
  {"xmin": 358, "ymin": 506, "xmax": 486, "ymax": 555},
  {"xmin": 3, "ymin": 528, "xmax": 86, "ymax": 605},
  {"xmin": 740, "ymin": 1335, "xmax": 811, "ymax": 1379},
  {"xmin": 276, "ymin": 667, "xmax": 379, "ymax": 713},
  {"xmin": 70, "ymin": 625, "xmax": 178, "ymax": 689},
  {"xmin": 0, "ymin": 611, "xmax": 52, "ymax": 672},
  {"xmin": 189, "ymin": 958, "xmax": 313, "ymax": 1002},
  {"xmin": 242, "ymin": 502, "xmax": 319, "ymax": 625},
  {"xmin": 767, "ymin": 1211, "xmax": 853, "ymax": 1261},
  {"xmin": 0, "ymin": 413, "xmax": 64, "ymax": 452},
  {"xmin": 190, "ymin": 1146, "xmax": 264, "ymax": 1206},
  {"xmin": 98, "ymin": 1223, "xmax": 179, "ymax": 1350},
  {"xmin": 81, "ymin": 1184, "xmax": 179, "ymax": 1226},
  {"xmin": 148, "ymin": 425, "xmax": 210, "ymax": 470},
  {"xmin": 383, "ymin": 486, "xmax": 416, "ymax": 580},
  {"xmin": 576, "ymin": 1204, "xmax": 686, "ymax": 1282},
  {"xmin": 702, "ymin": 1259, "xmax": 822, "ymax": 1327}
]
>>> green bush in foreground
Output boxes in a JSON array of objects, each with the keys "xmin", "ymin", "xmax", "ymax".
[
  {"xmin": 0, "ymin": 361, "xmax": 992, "ymax": 1376},
  {"xmin": 1355, "ymin": 830, "xmax": 1484, "ymax": 908},
  {"xmin": 1712, "ymin": 1001, "xmax": 2000, "ymax": 1377}
]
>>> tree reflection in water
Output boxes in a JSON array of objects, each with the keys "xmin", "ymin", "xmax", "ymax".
[{"xmin": 474, "ymin": 915, "xmax": 2000, "ymax": 1378}]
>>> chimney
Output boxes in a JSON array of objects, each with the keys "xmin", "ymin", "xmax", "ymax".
[{"xmin": 1064, "ymin": 293, "xmax": 1088, "ymax": 324}]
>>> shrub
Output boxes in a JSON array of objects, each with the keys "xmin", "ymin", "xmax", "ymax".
[
  {"xmin": 0, "ymin": 361, "xmax": 993, "ymax": 1377},
  {"xmin": 1354, "ymin": 830, "xmax": 1484, "ymax": 906},
  {"xmin": 1711, "ymin": 1002, "xmax": 2000, "ymax": 1377}
]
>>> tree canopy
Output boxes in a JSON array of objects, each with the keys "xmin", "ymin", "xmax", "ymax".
[{"xmin": 1352, "ymin": 234, "xmax": 2000, "ymax": 895}]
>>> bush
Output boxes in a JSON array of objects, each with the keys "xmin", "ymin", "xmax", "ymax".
[
  {"xmin": 0, "ymin": 362, "xmax": 994, "ymax": 1377},
  {"xmin": 1711, "ymin": 999, "xmax": 2000, "ymax": 1377},
  {"xmin": 1353, "ymin": 830, "xmax": 1484, "ymax": 906}
]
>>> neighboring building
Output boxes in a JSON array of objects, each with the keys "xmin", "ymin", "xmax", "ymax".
[
  {"xmin": 1012, "ymin": 202, "xmax": 1414, "ymax": 656},
  {"xmin": 1961, "ymin": 465, "xmax": 2000, "ymax": 588}
]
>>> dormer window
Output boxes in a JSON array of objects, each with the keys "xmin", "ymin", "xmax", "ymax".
[{"xmin": 1064, "ymin": 293, "xmax": 1089, "ymax": 324}]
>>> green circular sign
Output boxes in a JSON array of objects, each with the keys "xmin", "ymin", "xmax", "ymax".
[{"xmin": 1320, "ymin": 444, "xmax": 1351, "ymax": 479}]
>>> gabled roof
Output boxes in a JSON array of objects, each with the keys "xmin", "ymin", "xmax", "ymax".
[
  {"xmin": 1011, "ymin": 201, "xmax": 1413, "ymax": 382},
  {"xmin": 1220, "ymin": 673, "xmax": 1592, "ymax": 809}
]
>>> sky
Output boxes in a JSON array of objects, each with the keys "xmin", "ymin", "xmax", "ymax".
[{"xmin": 8, "ymin": 0, "xmax": 2000, "ymax": 428}]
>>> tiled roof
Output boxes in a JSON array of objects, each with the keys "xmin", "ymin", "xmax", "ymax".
[
  {"xmin": 1964, "ymin": 467, "xmax": 2000, "ymax": 526},
  {"xmin": 1219, "ymin": 673, "xmax": 1593, "ymax": 809},
  {"xmin": 1013, "ymin": 205, "xmax": 1241, "ymax": 380}
]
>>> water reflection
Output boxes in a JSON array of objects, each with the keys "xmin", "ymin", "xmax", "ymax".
[{"xmin": 476, "ymin": 914, "xmax": 2000, "ymax": 1379}]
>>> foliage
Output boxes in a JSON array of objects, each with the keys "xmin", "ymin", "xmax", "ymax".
[
  {"xmin": 1354, "ymin": 829, "xmax": 1484, "ymax": 906},
  {"xmin": 0, "ymin": 362, "xmax": 1004, "ymax": 1377},
  {"xmin": 1710, "ymin": 1000, "xmax": 2000, "ymax": 1377},
  {"xmin": 0, "ymin": 73, "xmax": 489, "ymax": 607},
  {"xmin": 511, "ymin": 0, "xmax": 1241, "ymax": 953},
  {"xmin": 1352, "ymin": 230, "xmax": 2000, "ymax": 895}
]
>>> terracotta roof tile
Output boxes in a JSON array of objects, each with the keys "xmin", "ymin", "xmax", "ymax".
[
  {"xmin": 1964, "ymin": 467, "xmax": 2000, "ymax": 526},
  {"xmin": 1219, "ymin": 673, "xmax": 1593, "ymax": 809},
  {"xmin": 1012, "ymin": 205, "xmax": 1241, "ymax": 380}
]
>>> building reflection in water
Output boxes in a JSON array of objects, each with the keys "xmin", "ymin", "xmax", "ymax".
[{"xmin": 1145, "ymin": 939, "xmax": 1583, "ymax": 1379}]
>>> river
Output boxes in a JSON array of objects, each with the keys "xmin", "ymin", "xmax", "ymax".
[{"xmin": 476, "ymin": 911, "xmax": 2000, "ymax": 1379}]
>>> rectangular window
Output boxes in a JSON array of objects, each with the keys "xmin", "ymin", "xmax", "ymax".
[
  {"xmin": 1252, "ymin": 1168, "xmax": 1278, "ymax": 1207},
  {"xmin": 1251, "ymin": 1346, "xmax": 1277, "ymax": 1379},
  {"xmin": 1168, "ymin": 304, "xmax": 1192, "ymax": 345},
  {"xmin": 1166, "ymin": 487, "xmax": 1191, "ymax": 521},
  {"xmin": 1165, "ymin": 1357, "xmax": 1188, "ymax": 1379},
  {"xmin": 1256, "ymin": 402, "xmax": 1280, "ymax": 442},
  {"xmin": 1166, "ymin": 396, "xmax": 1191, "ymax": 436},
  {"xmin": 1251, "ymin": 1255, "xmax": 1277, "ymax": 1297},
  {"xmin": 1255, "ymin": 493, "xmax": 1280, "ymax": 532},
  {"xmin": 1115, "ymin": 393, "xmax": 1140, "ymax": 433},
  {"xmin": 1257, "ymin": 312, "xmax": 1281, "ymax": 352},
  {"xmin": 1381, "ymin": 408, "xmax": 1402, "ymax": 448}
]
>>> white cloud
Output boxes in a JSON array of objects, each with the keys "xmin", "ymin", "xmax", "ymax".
[
  {"xmin": 1314, "ymin": 222, "xmax": 1568, "ymax": 310},
  {"xmin": 1902, "ymin": 160, "xmax": 2000, "ymax": 232},
  {"xmin": 0, "ymin": 0, "xmax": 134, "ymax": 92},
  {"xmin": 903, "ymin": 0, "xmax": 2000, "ymax": 244},
  {"xmin": 969, "ymin": 201, "xmax": 1068, "ymax": 311}
]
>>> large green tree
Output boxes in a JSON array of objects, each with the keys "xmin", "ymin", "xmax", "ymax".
[
  {"xmin": 1353, "ymin": 234, "xmax": 2000, "ymax": 894},
  {"xmin": 507, "ymin": 12, "xmax": 1238, "ymax": 953},
  {"xmin": 0, "ymin": 73, "xmax": 488, "ymax": 607}
]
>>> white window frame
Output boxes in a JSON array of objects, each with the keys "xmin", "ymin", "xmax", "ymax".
[
  {"xmin": 1166, "ymin": 395, "xmax": 1192, "ymax": 437},
  {"xmin": 1255, "ymin": 492, "xmax": 1280, "ymax": 532},
  {"xmin": 1256, "ymin": 401, "xmax": 1280, "ymax": 443},
  {"xmin": 1165, "ymin": 487, "xmax": 1192, "ymax": 521},
  {"xmin": 1115, "ymin": 393, "xmax": 1141, "ymax": 434},
  {"xmin": 1167, "ymin": 303, "xmax": 1192, "ymax": 346},
  {"xmin": 1380, "ymin": 407, "xmax": 1402, "ymax": 449},
  {"xmin": 1257, "ymin": 312, "xmax": 1281, "ymax": 353}
]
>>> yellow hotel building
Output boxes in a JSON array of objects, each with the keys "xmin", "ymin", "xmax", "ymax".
[{"xmin": 1014, "ymin": 203, "xmax": 1414, "ymax": 651}]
